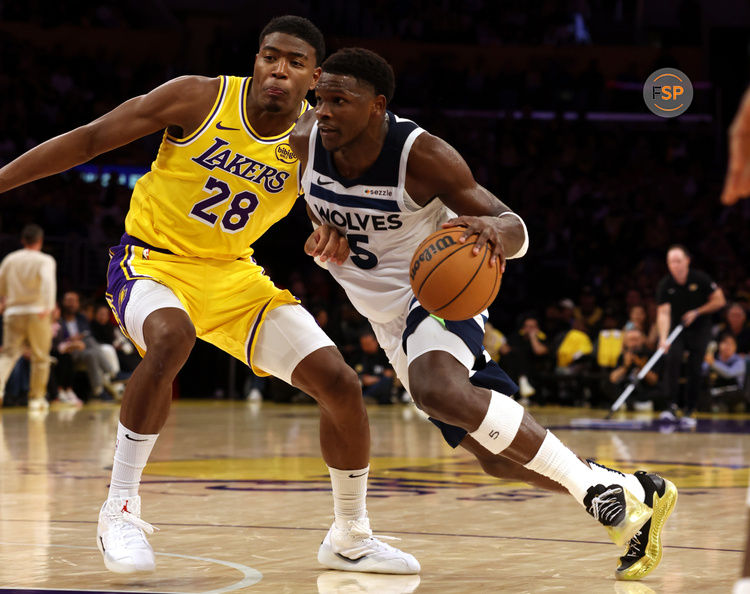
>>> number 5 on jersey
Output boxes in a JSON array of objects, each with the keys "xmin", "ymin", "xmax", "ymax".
[{"xmin": 189, "ymin": 176, "xmax": 259, "ymax": 233}]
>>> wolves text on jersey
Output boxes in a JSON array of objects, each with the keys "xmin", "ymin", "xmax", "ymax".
[
  {"xmin": 312, "ymin": 203, "xmax": 403, "ymax": 232},
  {"xmin": 192, "ymin": 137, "xmax": 290, "ymax": 193}
]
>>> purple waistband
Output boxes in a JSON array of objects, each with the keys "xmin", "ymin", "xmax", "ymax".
[{"xmin": 120, "ymin": 233, "xmax": 174, "ymax": 255}]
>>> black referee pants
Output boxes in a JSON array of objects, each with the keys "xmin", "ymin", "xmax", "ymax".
[{"xmin": 662, "ymin": 325, "xmax": 712, "ymax": 415}]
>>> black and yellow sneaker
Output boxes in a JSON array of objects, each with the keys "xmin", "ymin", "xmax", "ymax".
[
  {"xmin": 583, "ymin": 484, "xmax": 652, "ymax": 547},
  {"xmin": 615, "ymin": 471, "xmax": 678, "ymax": 581}
]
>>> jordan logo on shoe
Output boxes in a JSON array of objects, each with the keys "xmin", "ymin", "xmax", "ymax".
[
  {"xmin": 216, "ymin": 121, "xmax": 240, "ymax": 131},
  {"xmin": 125, "ymin": 434, "xmax": 148, "ymax": 442}
]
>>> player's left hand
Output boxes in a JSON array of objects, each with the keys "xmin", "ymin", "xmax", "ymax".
[
  {"xmin": 304, "ymin": 224, "xmax": 350, "ymax": 265},
  {"xmin": 442, "ymin": 215, "xmax": 507, "ymax": 271}
]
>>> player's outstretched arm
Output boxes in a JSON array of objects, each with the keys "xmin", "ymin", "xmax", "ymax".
[
  {"xmin": 722, "ymin": 86, "xmax": 750, "ymax": 205},
  {"xmin": 0, "ymin": 75, "xmax": 220, "ymax": 194},
  {"xmin": 406, "ymin": 132, "xmax": 527, "ymax": 269}
]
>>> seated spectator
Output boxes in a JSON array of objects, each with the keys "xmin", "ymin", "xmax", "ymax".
[
  {"xmin": 608, "ymin": 328, "xmax": 662, "ymax": 411},
  {"xmin": 716, "ymin": 303, "xmax": 750, "ymax": 355},
  {"xmin": 703, "ymin": 332, "xmax": 747, "ymax": 411},
  {"xmin": 353, "ymin": 331, "xmax": 395, "ymax": 405},
  {"xmin": 49, "ymin": 304, "xmax": 83, "ymax": 406},
  {"xmin": 624, "ymin": 304, "xmax": 659, "ymax": 350},
  {"xmin": 90, "ymin": 303, "xmax": 138, "ymax": 375},
  {"xmin": 506, "ymin": 314, "xmax": 551, "ymax": 399},
  {"xmin": 556, "ymin": 319, "xmax": 594, "ymax": 371},
  {"xmin": 483, "ymin": 322, "xmax": 510, "ymax": 363},
  {"xmin": 59, "ymin": 291, "xmax": 117, "ymax": 401},
  {"xmin": 574, "ymin": 286, "xmax": 603, "ymax": 337}
]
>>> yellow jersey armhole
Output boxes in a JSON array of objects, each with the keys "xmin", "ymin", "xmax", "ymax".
[{"xmin": 166, "ymin": 75, "xmax": 227, "ymax": 145}]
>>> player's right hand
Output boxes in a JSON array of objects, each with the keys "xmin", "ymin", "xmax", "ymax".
[{"xmin": 304, "ymin": 224, "xmax": 350, "ymax": 265}]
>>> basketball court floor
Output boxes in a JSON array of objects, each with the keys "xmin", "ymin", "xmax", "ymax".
[{"xmin": 0, "ymin": 399, "xmax": 746, "ymax": 593}]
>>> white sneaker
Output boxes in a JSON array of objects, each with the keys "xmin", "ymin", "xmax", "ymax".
[
  {"xmin": 57, "ymin": 388, "xmax": 83, "ymax": 407},
  {"xmin": 519, "ymin": 375, "xmax": 536, "ymax": 398},
  {"xmin": 246, "ymin": 388, "xmax": 263, "ymax": 401},
  {"xmin": 318, "ymin": 516, "xmax": 420, "ymax": 575},
  {"xmin": 97, "ymin": 494, "xmax": 157, "ymax": 573},
  {"xmin": 28, "ymin": 398, "xmax": 49, "ymax": 412}
]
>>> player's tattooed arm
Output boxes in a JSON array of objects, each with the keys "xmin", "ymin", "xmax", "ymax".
[
  {"xmin": 0, "ymin": 76, "xmax": 220, "ymax": 194},
  {"xmin": 405, "ymin": 132, "xmax": 527, "ymax": 269}
]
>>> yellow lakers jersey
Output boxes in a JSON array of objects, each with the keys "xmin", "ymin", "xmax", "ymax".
[{"xmin": 125, "ymin": 75, "xmax": 308, "ymax": 260}]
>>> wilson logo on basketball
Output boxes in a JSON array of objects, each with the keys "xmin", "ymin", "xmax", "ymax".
[{"xmin": 410, "ymin": 235, "xmax": 457, "ymax": 280}]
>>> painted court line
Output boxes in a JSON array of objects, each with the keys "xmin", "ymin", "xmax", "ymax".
[
  {"xmin": 0, "ymin": 520, "xmax": 741, "ymax": 554},
  {"xmin": 0, "ymin": 541, "xmax": 262, "ymax": 593}
]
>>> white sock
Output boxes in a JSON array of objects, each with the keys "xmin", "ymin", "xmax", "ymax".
[
  {"xmin": 328, "ymin": 465, "xmax": 368, "ymax": 530},
  {"xmin": 108, "ymin": 422, "xmax": 158, "ymax": 499},
  {"xmin": 524, "ymin": 431, "xmax": 645, "ymax": 505}
]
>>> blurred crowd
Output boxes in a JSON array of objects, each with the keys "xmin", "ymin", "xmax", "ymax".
[{"xmin": 0, "ymin": 2, "xmax": 747, "ymax": 411}]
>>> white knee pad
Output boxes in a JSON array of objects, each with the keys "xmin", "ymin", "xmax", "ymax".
[
  {"xmin": 251, "ymin": 304, "xmax": 335, "ymax": 385},
  {"xmin": 469, "ymin": 390, "xmax": 525, "ymax": 454},
  {"xmin": 123, "ymin": 280, "xmax": 186, "ymax": 352}
]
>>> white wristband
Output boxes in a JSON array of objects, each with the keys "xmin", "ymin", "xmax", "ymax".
[{"xmin": 497, "ymin": 211, "xmax": 529, "ymax": 259}]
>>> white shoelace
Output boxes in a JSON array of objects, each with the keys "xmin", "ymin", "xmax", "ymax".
[
  {"xmin": 589, "ymin": 487, "xmax": 623, "ymax": 524},
  {"xmin": 120, "ymin": 509, "xmax": 158, "ymax": 535}
]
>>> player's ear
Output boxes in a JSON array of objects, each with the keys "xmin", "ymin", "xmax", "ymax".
[
  {"xmin": 372, "ymin": 95, "xmax": 387, "ymax": 116},
  {"xmin": 309, "ymin": 67, "xmax": 322, "ymax": 90}
]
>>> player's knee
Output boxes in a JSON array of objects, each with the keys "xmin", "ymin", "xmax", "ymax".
[
  {"xmin": 315, "ymin": 363, "xmax": 361, "ymax": 406},
  {"xmin": 145, "ymin": 322, "xmax": 196, "ymax": 364},
  {"xmin": 410, "ymin": 374, "xmax": 464, "ymax": 422}
]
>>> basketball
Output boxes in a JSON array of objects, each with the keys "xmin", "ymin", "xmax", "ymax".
[{"xmin": 409, "ymin": 227, "xmax": 502, "ymax": 321}]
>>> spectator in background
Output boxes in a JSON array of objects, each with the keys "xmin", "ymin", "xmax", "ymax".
[
  {"xmin": 625, "ymin": 304, "xmax": 658, "ymax": 350},
  {"xmin": 506, "ymin": 314, "xmax": 550, "ymax": 400},
  {"xmin": 656, "ymin": 245, "xmax": 726, "ymax": 426},
  {"xmin": 716, "ymin": 303, "xmax": 750, "ymax": 355},
  {"xmin": 353, "ymin": 331, "xmax": 395, "ymax": 405},
  {"xmin": 556, "ymin": 318, "xmax": 594, "ymax": 371},
  {"xmin": 703, "ymin": 332, "xmax": 746, "ymax": 412},
  {"xmin": 554, "ymin": 318, "xmax": 594, "ymax": 404},
  {"xmin": 608, "ymin": 327, "xmax": 661, "ymax": 412},
  {"xmin": 0, "ymin": 224, "xmax": 56, "ymax": 411},
  {"xmin": 483, "ymin": 321, "xmax": 510, "ymax": 363},
  {"xmin": 91, "ymin": 302, "xmax": 138, "ymax": 375},
  {"xmin": 574, "ymin": 286, "xmax": 603, "ymax": 337},
  {"xmin": 50, "ymin": 303, "xmax": 83, "ymax": 406},
  {"xmin": 59, "ymin": 291, "xmax": 118, "ymax": 401}
]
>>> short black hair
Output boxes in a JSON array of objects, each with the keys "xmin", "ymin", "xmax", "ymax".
[
  {"xmin": 667, "ymin": 243, "xmax": 691, "ymax": 259},
  {"xmin": 21, "ymin": 223, "xmax": 43, "ymax": 245},
  {"xmin": 322, "ymin": 48, "xmax": 395, "ymax": 103},
  {"xmin": 259, "ymin": 15, "xmax": 325, "ymax": 66}
]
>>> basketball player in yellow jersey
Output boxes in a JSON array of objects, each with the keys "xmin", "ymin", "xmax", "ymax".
[{"xmin": 0, "ymin": 16, "xmax": 418, "ymax": 576}]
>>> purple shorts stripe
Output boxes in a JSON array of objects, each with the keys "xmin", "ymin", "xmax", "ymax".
[{"xmin": 245, "ymin": 299, "xmax": 273, "ymax": 365}]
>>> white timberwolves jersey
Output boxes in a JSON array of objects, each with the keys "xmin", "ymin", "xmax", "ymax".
[{"xmin": 301, "ymin": 112, "xmax": 448, "ymax": 324}]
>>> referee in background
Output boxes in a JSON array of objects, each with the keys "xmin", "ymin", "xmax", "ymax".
[{"xmin": 655, "ymin": 244, "xmax": 726, "ymax": 426}]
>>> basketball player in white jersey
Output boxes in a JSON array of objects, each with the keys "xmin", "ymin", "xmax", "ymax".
[
  {"xmin": 0, "ymin": 19, "xmax": 417, "ymax": 576},
  {"xmin": 291, "ymin": 47, "xmax": 677, "ymax": 581}
]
